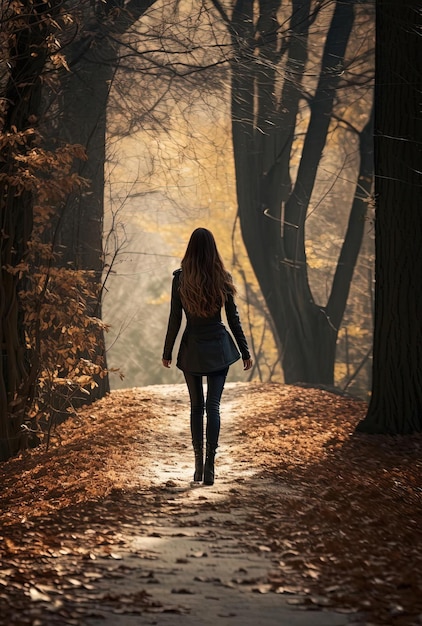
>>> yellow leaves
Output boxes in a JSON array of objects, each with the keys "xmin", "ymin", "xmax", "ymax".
[
  {"xmin": 148, "ymin": 293, "xmax": 170, "ymax": 305},
  {"xmin": 342, "ymin": 324, "xmax": 364, "ymax": 338},
  {"xmin": 307, "ymin": 256, "xmax": 328, "ymax": 270}
]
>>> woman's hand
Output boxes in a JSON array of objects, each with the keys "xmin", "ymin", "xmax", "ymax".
[
  {"xmin": 162, "ymin": 359, "xmax": 172, "ymax": 368},
  {"xmin": 243, "ymin": 358, "xmax": 253, "ymax": 371}
]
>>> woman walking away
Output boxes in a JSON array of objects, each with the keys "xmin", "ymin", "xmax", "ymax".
[{"xmin": 162, "ymin": 228, "xmax": 253, "ymax": 486}]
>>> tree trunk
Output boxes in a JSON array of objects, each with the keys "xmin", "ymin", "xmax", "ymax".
[
  {"xmin": 55, "ymin": 23, "xmax": 117, "ymax": 401},
  {"xmin": 356, "ymin": 1, "xmax": 422, "ymax": 434},
  {"xmin": 51, "ymin": 0, "xmax": 158, "ymax": 404},
  {"xmin": 0, "ymin": 2, "xmax": 52, "ymax": 460},
  {"xmin": 230, "ymin": 0, "xmax": 370, "ymax": 385}
]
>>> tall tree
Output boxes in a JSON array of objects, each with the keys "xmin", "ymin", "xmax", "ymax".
[
  {"xmin": 16, "ymin": 1, "xmax": 373, "ymax": 398},
  {"xmin": 46, "ymin": 0, "xmax": 157, "ymax": 402},
  {"xmin": 212, "ymin": 0, "xmax": 374, "ymax": 385},
  {"xmin": 0, "ymin": 1, "xmax": 118, "ymax": 459},
  {"xmin": 356, "ymin": 1, "xmax": 422, "ymax": 434},
  {"xmin": 55, "ymin": 0, "xmax": 157, "ymax": 272},
  {"xmin": 0, "ymin": 1, "xmax": 66, "ymax": 458}
]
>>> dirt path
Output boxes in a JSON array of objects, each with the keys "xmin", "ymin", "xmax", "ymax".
[
  {"xmin": 3, "ymin": 380, "xmax": 421, "ymax": 625},
  {"xmin": 82, "ymin": 383, "xmax": 351, "ymax": 626}
]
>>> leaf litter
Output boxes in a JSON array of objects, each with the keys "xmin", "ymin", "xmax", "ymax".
[{"xmin": 0, "ymin": 383, "xmax": 421, "ymax": 625}]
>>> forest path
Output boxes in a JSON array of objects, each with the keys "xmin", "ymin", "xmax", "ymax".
[
  {"xmin": 84, "ymin": 383, "xmax": 349, "ymax": 626},
  {"xmin": 2, "ymin": 381, "xmax": 420, "ymax": 625}
]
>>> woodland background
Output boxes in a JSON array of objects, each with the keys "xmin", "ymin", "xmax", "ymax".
[
  {"xmin": 102, "ymin": 0, "xmax": 374, "ymax": 394},
  {"xmin": 0, "ymin": 0, "xmax": 421, "ymax": 460}
]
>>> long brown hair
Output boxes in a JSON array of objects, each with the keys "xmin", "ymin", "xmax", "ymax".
[{"xmin": 179, "ymin": 228, "xmax": 236, "ymax": 317}]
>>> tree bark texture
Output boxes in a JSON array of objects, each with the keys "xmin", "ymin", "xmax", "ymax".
[
  {"xmin": 230, "ymin": 0, "xmax": 370, "ymax": 384},
  {"xmin": 0, "ymin": 2, "xmax": 52, "ymax": 460},
  {"xmin": 56, "ymin": 13, "xmax": 116, "ymax": 401},
  {"xmin": 52, "ymin": 0, "xmax": 157, "ymax": 402},
  {"xmin": 357, "ymin": 1, "xmax": 422, "ymax": 434}
]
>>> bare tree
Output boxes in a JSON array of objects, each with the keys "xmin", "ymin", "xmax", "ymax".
[
  {"xmin": 211, "ymin": 0, "xmax": 374, "ymax": 386},
  {"xmin": 27, "ymin": 1, "xmax": 374, "ymax": 398}
]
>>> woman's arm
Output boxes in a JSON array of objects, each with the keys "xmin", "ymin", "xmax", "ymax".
[
  {"xmin": 162, "ymin": 271, "xmax": 183, "ymax": 364},
  {"xmin": 225, "ymin": 293, "xmax": 251, "ymax": 361}
]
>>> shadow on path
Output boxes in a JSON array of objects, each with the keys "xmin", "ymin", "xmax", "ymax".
[
  {"xmin": 79, "ymin": 384, "xmax": 351, "ymax": 626},
  {"xmin": 0, "ymin": 383, "xmax": 356, "ymax": 626}
]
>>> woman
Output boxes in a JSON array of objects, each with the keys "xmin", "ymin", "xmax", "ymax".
[{"xmin": 162, "ymin": 228, "xmax": 252, "ymax": 486}]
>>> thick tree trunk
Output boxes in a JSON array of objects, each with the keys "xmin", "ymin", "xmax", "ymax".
[
  {"xmin": 0, "ymin": 2, "xmax": 51, "ymax": 460},
  {"xmin": 356, "ymin": 2, "xmax": 422, "ymax": 434},
  {"xmin": 51, "ymin": 0, "xmax": 158, "ymax": 403},
  {"xmin": 56, "ymin": 28, "xmax": 117, "ymax": 401}
]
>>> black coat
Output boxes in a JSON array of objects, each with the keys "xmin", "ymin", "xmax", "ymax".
[{"xmin": 163, "ymin": 269, "xmax": 251, "ymax": 375}]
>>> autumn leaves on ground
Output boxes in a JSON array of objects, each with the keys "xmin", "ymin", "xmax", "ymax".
[{"xmin": 1, "ymin": 382, "xmax": 421, "ymax": 625}]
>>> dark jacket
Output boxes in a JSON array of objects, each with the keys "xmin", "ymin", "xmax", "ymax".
[{"xmin": 163, "ymin": 269, "xmax": 251, "ymax": 375}]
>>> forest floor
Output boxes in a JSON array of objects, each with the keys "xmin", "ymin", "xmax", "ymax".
[{"xmin": 0, "ymin": 382, "xmax": 422, "ymax": 626}]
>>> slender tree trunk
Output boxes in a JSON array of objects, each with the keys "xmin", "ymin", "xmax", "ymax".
[
  {"xmin": 327, "ymin": 107, "xmax": 374, "ymax": 331},
  {"xmin": 357, "ymin": 1, "xmax": 422, "ymax": 434}
]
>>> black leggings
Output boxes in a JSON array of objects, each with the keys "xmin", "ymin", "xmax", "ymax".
[{"xmin": 183, "ymin": 367, "xmax": 229, "ymax": 449}]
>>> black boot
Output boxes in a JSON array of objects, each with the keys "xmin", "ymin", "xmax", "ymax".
[
  {"xmin": 193, "ymin": 442, "xmax": 203, "ymax": 482},
  {"xmin": 203, "ymin": 444, "xmax": 217, "ymax": 486}
]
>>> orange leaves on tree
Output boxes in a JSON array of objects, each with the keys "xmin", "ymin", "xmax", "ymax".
[{"xmin": 1, "ymin": 126, "xmax": 107, "ymax": 437}]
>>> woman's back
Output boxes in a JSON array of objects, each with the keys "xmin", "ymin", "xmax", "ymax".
[{"xmin": 178, "ymin": 228, "xmax": 235, "ymax": 318}]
